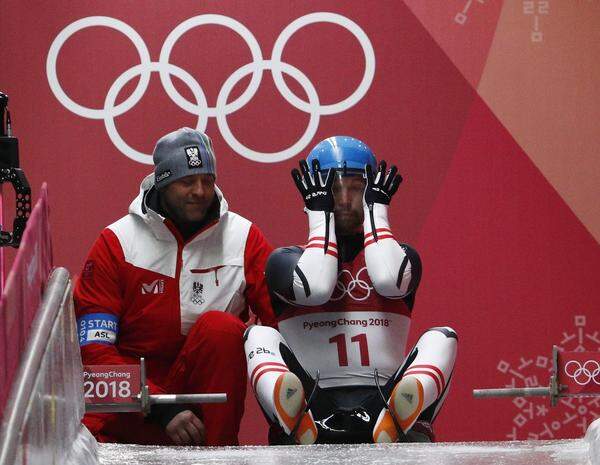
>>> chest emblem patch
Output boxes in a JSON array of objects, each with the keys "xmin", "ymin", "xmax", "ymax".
[
  {"xmin": 141, "ymin": 279, "xmax": 165, "ymax": 295},
  {"xmin": 192, "ymin": 281, "xmax": 205, "ymax": 305}
]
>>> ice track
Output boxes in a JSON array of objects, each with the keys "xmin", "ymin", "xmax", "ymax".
[{"xmin": 98, "ymin": 439, "xmax": 591, "ymax": 465}]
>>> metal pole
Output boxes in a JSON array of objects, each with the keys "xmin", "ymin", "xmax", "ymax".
[
  {"xmin": 473, "ymin": 387, "xmax": 550, "ymax": 398},
  {"xmin": 85, "ymin": 393, "xmax": 227, "ymax": 413},
  {"xmin": 85, "ymin": 403, "xmax": 142, "ymax": 414},
  {"xmin": 149, "ymin": 393, "xmax": 227, "ymax": 405}
]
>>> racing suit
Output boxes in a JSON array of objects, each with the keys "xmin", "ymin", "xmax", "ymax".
[{"xmin": 245, "ymin": 201, "xmax": 456, "ymax": 443}]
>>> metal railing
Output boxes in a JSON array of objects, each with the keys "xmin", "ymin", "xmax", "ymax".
[{"xmin": 0, "ymin": 267, "xmax": 72, "ymax": 465}]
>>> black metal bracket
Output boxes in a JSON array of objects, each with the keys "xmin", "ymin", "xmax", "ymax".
[
  {"xmin": 0, "ymin": 91, "xmax": 31, "ymax": 248},
  {"xmin": 0, "ymin": 168, "xmax": 31, "ymax": 247}
]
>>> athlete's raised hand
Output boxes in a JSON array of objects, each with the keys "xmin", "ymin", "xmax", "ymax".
[
  {"xmin": 291, "ymin": 159, "xmax": 335, "ymax": 212},
  {"xmin": 364, "ymin": 160, "xmax": 403, "ymax": 207}
]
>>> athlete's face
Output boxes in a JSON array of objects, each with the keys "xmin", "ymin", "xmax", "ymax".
[
  {"xmin": 332, "ymin": 174, "xmax": 365, "ymax": 235},
  {"xmin": 160, "ymin": 174, "xmax": 216, "ymax": 224}
]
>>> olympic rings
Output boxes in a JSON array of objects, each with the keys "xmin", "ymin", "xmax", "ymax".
[
  {"xmin": 158, "ymin": 15, "xmax": 263, "ymax": 117},
  {"xmin": 216, "ymin": 60, "xmax": 320, "ymax": 163},
  {"xmin": 47, "ymin": 16, "xmax": 152, "ymax": 119},
  {"xmin": 271, "ymin": 12, "xmax": 375, "ymax": 116},
  {"xmin": 47, "ymin": 13, "xmax": 375, "ymax": 165},
  {"xmin": 331, "ymin": 267, "xmax": 373, "ymax": 301},
  {"xmin": 563, "ymin": 360, "xmax": 600, "ymax": 386},
  {"xmin": 105, "ymin": 62, "xmax": 209, "ymax": 165}
]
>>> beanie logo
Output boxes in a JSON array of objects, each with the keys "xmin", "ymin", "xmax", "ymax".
[
  {"xmin": 156, "ymin": 170, "xmax": 172, "ymax": 183},
  {"xmin": 185, "ymin": 146, "xmax": 203, "ymax": 168}
]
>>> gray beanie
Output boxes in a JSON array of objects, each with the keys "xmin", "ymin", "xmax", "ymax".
[{"xmin": 153, "ymin": 127, "xmax": 217, "ymax": 189}]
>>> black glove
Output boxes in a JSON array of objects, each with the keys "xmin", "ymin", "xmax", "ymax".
[
  {"xmin": 364, "ymin": 160, "xmax": 402, "ymax": 207},
  {"xmin": 291, "ymin": 159, "xmax": 334, "ymax": 212}
]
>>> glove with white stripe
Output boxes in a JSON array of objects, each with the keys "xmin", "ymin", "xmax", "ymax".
[
  {"xmin": 364, "ymin": 161, "xmax": 402, "ymax": 207},
  {"xmin": 291, "ymin": 159, "xmax": 334, "ymax": 212}
]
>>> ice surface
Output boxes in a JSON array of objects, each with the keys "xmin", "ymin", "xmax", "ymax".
[{"xmin": 98, "ymin": 439, "xmax": 591, "ymax": 465}]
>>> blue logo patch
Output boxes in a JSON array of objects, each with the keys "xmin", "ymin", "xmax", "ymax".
[{"xmin": 77, "ymin": 313, "xmax": 119, "ymax": 346}]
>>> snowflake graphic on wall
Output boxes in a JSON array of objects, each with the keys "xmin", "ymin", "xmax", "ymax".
[{"xmin": 497, "ymin": 315, "xmax": 600, "ymax": 440}]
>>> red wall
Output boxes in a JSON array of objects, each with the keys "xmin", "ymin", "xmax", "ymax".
[{"xmin": 2, "ymin": 1, "xmax": 598, "ymax": 442}]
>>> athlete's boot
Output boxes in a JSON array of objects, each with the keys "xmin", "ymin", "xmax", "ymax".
[
  {"xmin": 373, "ymin": 376, "xmax": 425, "ymax": 443},
  {"xmin": 273, "ymin": 371, "xmax": 318, "ymax": 445},
  {"xmin": 373, "ymin": 409, "xmax": 400, "ymax": 443}
]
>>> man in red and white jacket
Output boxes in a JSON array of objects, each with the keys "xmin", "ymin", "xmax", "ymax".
[{"xmin": 75, "ymin": 127, "xmax": 276, "ymax": 446}]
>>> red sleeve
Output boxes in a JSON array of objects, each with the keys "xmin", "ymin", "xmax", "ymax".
[
  {"xmin": 243, "ymin": 223, "xmax": 277, "ymax": 328},
  {"xmin": 74, "ymin": 229, "xmax": 124, "ymax": 319},
  {"xmin": 74, "ymin": 229, "xmax": 165, "ymax": 394}
]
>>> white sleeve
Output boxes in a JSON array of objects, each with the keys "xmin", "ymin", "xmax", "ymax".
[
  {"xmin": 363, "ymin": 203, "xmax": 420, "ymax": 298},
  {"xmin": 291, "ymin": 210, "xmax": 338, "ymax": 306}
]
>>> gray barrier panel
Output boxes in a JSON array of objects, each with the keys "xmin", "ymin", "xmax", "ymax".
[{"xmin": 0, "ymin": 267, "xmax": 98, "ymax": 465}]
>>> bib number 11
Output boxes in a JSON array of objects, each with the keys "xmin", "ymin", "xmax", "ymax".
[{"xmin": 329, "ymin": 333, "xmax": 370, "ymax": 367}]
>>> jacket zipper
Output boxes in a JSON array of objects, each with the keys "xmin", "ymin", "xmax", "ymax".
[{"xmin": 191, "ymin": 266, "xmax": 225, "ymax": 286}]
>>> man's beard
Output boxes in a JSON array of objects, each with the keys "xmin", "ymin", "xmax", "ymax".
[
  {"xmin": 161, "ymin": 195, "xmax": 212, "ymax": 226},
  {"xmin": 334, "ymin": 209, "xmax": 363, "ymax": 236}
]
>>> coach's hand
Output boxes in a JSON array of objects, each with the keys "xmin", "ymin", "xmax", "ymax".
[
  {"xmin": 291, "ymin": 159, "xmax": 335, "ymax": 211},
  {"xmin": 165, "ymin": 409, "xmax": 206, "ymax": 446},
  {"xmin": 364, "ymin": 161, "xmax": 402, "ymax": 207}
]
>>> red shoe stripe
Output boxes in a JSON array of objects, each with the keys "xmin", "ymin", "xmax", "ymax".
[
  {"xmin": 250, "ymin": 361, "xmax": 287, "ymax": 385},
  {"xmin": 252, "ymin": 367, "xmax": 288, "ymax": 392},
  {"xmin": 403, "ymin": 370, "xmax": 442, "ymax": 396},
  {"xmin": 408, "ymin": 364, "xmax": 446, "ymax": 387}
]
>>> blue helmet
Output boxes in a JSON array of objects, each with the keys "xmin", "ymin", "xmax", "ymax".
[{"xmin": 306, "ymin": 136, "xmax": 377, "ymax": 175}]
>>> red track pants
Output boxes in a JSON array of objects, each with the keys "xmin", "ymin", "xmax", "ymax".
[{"xmin": 83, "ymin": 311, "xmax": 247, "ymax": 446}]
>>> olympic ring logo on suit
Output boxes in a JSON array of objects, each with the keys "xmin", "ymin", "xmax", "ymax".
[
  {"xmin": 46, "ymin": 13, "xmax": 375, "ymax": 165},
  {"xmin": 331, "ymin": 267, "xmax": 373, "ymax": 301},
  {"xmin": 563, "ymin": 360, "xmax": 600, "ymax": 386}
]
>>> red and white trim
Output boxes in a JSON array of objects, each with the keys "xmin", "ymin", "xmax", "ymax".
[
  {"xmin": 364, "ymin": 228, "xmax": 395, "ymax": 247},
  {"xmin": 403, "ymin": 364, "xmax": 445, "ymax": 397},
  {"xmin": 250, "ymin": 361, "xmax": 289, "ymax": 392},
  {"xmin": 306, "ymin": 236, "xmax": 338, "ymax": 258}
]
